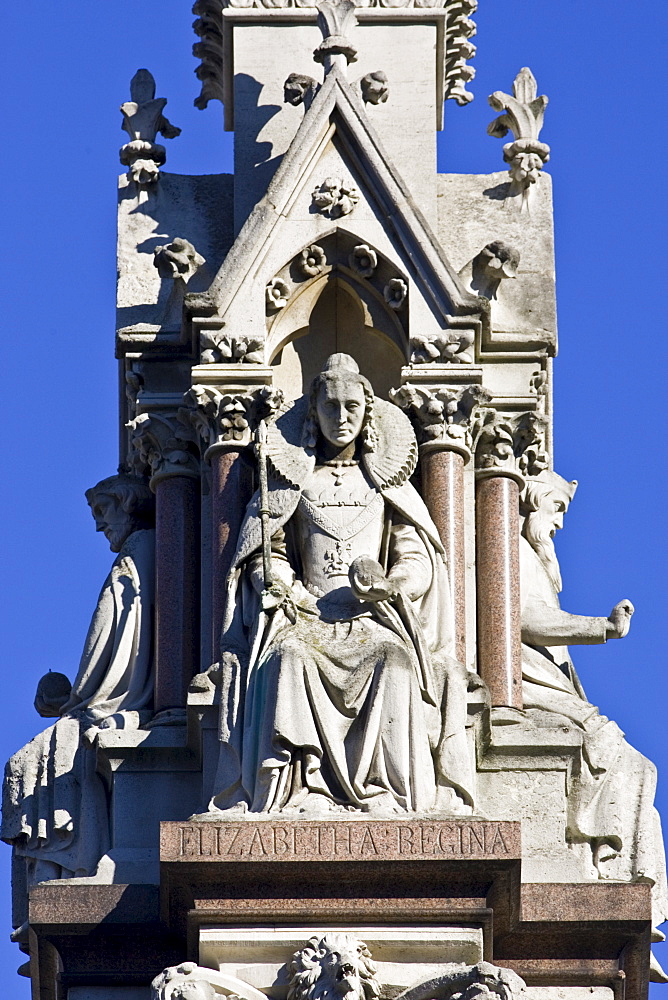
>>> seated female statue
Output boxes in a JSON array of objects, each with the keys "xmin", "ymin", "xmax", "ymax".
[{"xmin": 211, "ymin": 354, "xmax": 475, "ymax": 815}]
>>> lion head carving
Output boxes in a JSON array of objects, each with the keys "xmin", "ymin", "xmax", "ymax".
[{"xmin": 288, "ymin": 934, "xmax": 381, "ymax": 1000}]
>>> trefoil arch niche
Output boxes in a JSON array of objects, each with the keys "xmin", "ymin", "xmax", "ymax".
[{"xmin": 266, "ymin": 230, "xmax": 408, "ymax": 402}]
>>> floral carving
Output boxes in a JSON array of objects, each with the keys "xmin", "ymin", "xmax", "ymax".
[
  {"xmin": 488, "ymin": 68, "xmax": 550, "ymax": 210},
  {"xmin": 349, "ymin": 244, "xmax": 377, "ymax": 278},
  {"xmin": 185, "ymin": 385, "xmax": 283, "ymax": 452},
  {"xmin": 311, "ymin": 177, "xmax": 360, "ymax": 218},
  {"xmin": 200, "ymin": 333, "xmax": 264, "ymax": 365},
  {"xmin": 313, "ymin": 0, "xmax": 359, "ymax": 67},
  {"xmin": 120, "ymin": 69, "xmax": 181, "ymax": 185},
  {"xmin": 384, "ymin": 277, "xmax": 407, "ymax": 310},
  {"xmin": 391, "ymin": 384, "xmax": 490, "ymax": 458},
  {"xmin": 266, "ymin": 277, "xmax": 291, "ymax": 311},
  {"xmin": 410, "ymin": 330, "xmax": 474, "ymax": 365},
  {"xmin": 126, "ymin": 411, "xmax": 199, "ymax": 481},
  {"xmin": 298, "ymin": 245, "xmax": 327, "ymax": 277},
  {"xmin": 153, "ymin": 238, "xmax": 205, "ymax": 282},
  {"xmin": 360, "ymin": 71, "xmax": 389, "ymax": 105},
  {"xmin": 473, "ymin": 408, "xmax": 549, "ymax": 482}
]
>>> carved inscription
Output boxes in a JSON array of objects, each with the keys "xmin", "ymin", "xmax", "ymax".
[{"xmin": 162, "ymin": 821, "xmax": 520, "ymax": 862}]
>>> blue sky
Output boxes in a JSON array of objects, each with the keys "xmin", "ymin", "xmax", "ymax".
[{"xmin": 1, "ymin": 0, "xmax": 666, "ymax": 994}]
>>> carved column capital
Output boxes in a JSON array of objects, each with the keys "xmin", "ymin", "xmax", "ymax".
[
  {"xmin": 473, "ymin": 408, "xmax": 549, "ymax": 487},
  {"xmin": 184, "ymin": 384, "xmax": 283, "ymax": 458},
  {"xmin": 126, "ymin": 410, "xmax": 200, "ymax": 488},
  {"xmin": 391, "ymin": 383, "xmax": 491, "ymax": 462}
]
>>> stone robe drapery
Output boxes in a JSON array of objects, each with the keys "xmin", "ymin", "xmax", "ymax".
[
  {"xmin": 2, "ymin": 528, "xmax": 155, "ymax": 877},
  {"xmin": 212, "ymin": 475, "xmax": 474, "ymax": 815},
  {"xmin": 520, "ymin": 535, "xmax": 668, "ymax": 929}
]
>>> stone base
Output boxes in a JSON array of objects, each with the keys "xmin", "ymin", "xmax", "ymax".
[{"xmin": 24, "ymin": 818, "xmax": 652, "ymax": 1000}]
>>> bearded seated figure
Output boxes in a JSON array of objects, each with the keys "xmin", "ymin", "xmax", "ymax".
[
  {"xmin": 1, "ymin": 473, "xmax": 155, "ymax": 940},
  {"xmin": 211, "ymin": 354, "xmax": 475, "ymax": 816},
  {"xmin": 519, "ymin": 470, "xmax": 668, "ymax": 979}
]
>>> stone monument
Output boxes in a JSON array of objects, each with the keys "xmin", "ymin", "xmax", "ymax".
[{"xmin": 3, "ymin": 2, "xmax": 666, "ymax": 998}]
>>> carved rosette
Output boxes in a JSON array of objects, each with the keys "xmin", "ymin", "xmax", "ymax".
[
  {"xmin": 391, "ymin": 384, "xmax": 490, "ymax": 461},
  {"xmin": 127, "ymin": 411, "xmax": 200, "ymax": 487},
  {"xmin": 185, "ymin": 385, "xmax": 284, "ymax": 457},
  {"xmin": 473, "ymin": 408, "xmax": 549, "ymax": 486}
]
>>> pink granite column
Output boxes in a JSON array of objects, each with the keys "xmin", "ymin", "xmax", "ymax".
[
  {"xmin": 154, "ymin": 474, "xmax": 201, "ymax": 713},
  {"xmin": 421, "ymin": 447, "xmax": 466, "ymax": 662},
  {"xmin": 475, "ymin": 473, "xmax": 522, "ymax": 709},
  {"xmin": 210, "ymin": 447, "xmax": 253, "ymax": 655}
]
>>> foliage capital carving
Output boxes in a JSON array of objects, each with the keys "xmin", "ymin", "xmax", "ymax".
[
  {"xmin": 391, "ymin": 383, "xmax": 490, "ymax": 460},
  {"xmin": 473, "ymin": 408, "xmax": 549, "ymax": 486},
  {"xmin": 185, "ymin": 385, "xmax": 284, "ymax": 456},
  {"xmin": 126, "ymin": 410, "xmax": 200, "ymax": 486}
]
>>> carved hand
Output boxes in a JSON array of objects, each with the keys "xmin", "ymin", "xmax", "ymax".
[
  {"xmin": 261, "ymin": 580, "xmax": 297, "ymax": 623},
  {"xmin": 606, "ymin": 599, "xmax": 635, "ymax": 639},
  {"xmin": 349, "ymin": 556, "xmax": 398, "ymax": 603}
]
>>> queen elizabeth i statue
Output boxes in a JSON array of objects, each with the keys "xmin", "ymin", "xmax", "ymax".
[{"xmin": 209, "ymin": 353, "xmax": 476, "ymax": 816}]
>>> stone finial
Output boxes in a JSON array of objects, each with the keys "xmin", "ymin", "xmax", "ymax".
[
  {"xmin": 487, "ymin": 68, "xmax": 549, "ymax": 210},
  {"xmin": 313, "ymin": 0, "xmax": 358, "ymax": 72},
  {"xmin": 120, "ymin": 69, "xmax": 181, "ymax": 185},
  {"xmin": 153, "ymin": 238, "xmax": 205, "ymax": 282},
  {"xmin": 126, "ymin": 411, "xmax": 200, "ymax": 485},
  {"xmin": 360, "ymin": 71, "xmax": 389, "ymax": 106},
  {"xmin": 284, "ymin": 73, "xmax": 318, "ymax": 108}
]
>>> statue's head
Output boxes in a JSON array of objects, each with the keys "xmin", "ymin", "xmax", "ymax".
[
  {"xmin": 521, "ymin": 470, "xmax": 578, "ymax": 592},
  {"xmin": 85, "ymin": 473, "xmax": 155, "ymax": 553},
  {"xmin": 288, "ymin": 934, "xmax": 380, "ymax": 1000},
  {"xmin": 304, "ymin": 354, "xmax": 377, "ymax": 453}
]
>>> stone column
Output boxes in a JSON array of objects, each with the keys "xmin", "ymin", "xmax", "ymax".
[
  {"xmin": 419, "ymin": 445, "xmax": 467, "ymax": 661},
  {"xmin": 209, "ymin": 445, "xmax": 252, "ymax": 650},
  {"xmin": 473, "ymin": 412, "xmax": 526, "ymax": 710},
  {"xmin": 392, "ymin": 377, "xmax": 488, "ymax": 664},
  {"xmin": 128, "ymin": 411, "xmax": 201, "ymax": 715},
  {"xmin": 186, "ymin": 368, "xmax": 276, "ymax": 657}
]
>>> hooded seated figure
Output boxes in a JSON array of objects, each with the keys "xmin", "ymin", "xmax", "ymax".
[
  {"xmin": 519, "ymin": 469, "xmax": 668, "ymax": 977},
  {"xmin": 211, "ymin": 354, "xmax": 474, "ymax": 815},
  {"xmin": 2, "ymin": 473, "xmax": 155, "ymax": 934}
]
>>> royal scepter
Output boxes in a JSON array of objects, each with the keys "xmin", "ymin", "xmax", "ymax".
[{"xmin": 255, "ymin": 418, "xmax": 273, "ymax": 593}]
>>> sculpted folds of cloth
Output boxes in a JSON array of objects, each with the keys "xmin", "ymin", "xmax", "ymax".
[
  {"xmin": 211, "ymin": 354, "xmax": 475, "ymax": 816},
  {"xmin": 1, "ymin": 474, "xmax": 155, "ymax": 932},
  {"xmin": 519, "ymin": 470, "xmax": 668, "ymax": 944}
]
